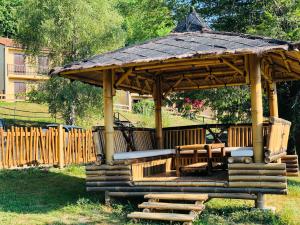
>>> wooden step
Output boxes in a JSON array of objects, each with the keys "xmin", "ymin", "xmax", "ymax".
[
  {"xmin": 144, "ymin": 193, "xmax": 208, "ymax": 201},
  {"xmin": 127, "ymin": 212, "xmax": 195, "ymax": 222},
  {"xmin": 139, "ymin": 202, "xmax": 205, "ymax": 211}
]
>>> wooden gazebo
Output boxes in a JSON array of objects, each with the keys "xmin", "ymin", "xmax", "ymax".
[{"xmin": 52, "ymin": 9, "xmax": 300, "ymax": 224}]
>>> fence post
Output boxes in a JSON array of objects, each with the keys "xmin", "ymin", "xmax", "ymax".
[{"xmin": 58, "ymin": 124, "xmax": 64, "ymax": 169}]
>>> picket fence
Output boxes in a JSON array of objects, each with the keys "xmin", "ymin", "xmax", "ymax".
[{"xmin": 0, "ymin": 126, "xmax": 96, "ymax": 169}]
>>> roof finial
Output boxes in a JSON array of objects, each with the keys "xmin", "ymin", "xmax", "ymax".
[{"xmin": 173, "ymin": 7, "xmax": 212, "ymax": 33}]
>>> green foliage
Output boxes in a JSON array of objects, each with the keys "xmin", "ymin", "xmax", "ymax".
[
  {"xmin": 27, "ymin": 76, "xmax": 103, "ymax": 125},
  {"xmin": 247, "ymin": 0, "xmax": 300, "ymax": 41},
  {"xmin": 0, "ymin": 0, "xmax": 22, "ymax": 37},
  {"xmin": 16, "ymin": 0, "xmax": 125, "ymax": 64},
  {"xmin": 172, "ymin": 86, "xmax": 251, "ymax": 123},
  {"xmin": 166, "ymin": 0, "xmax": 266, "ymax": 33},
  {"xmin": 132, "ymin": 99, "xmax": 155, "ymax": 116},
  {"xmin": 118, "ymin": 0, "xmax": 174, "ymax": 45}
]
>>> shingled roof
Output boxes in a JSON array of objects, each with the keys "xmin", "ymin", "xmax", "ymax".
[{"xmin": 52, "ymin": 9, "xmax": 300, "ymax": 94}]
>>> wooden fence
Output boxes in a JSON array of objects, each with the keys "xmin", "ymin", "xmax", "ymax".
[{"xmin": 0, "ymin": 126, "xmax": 96, "ymax": 169}]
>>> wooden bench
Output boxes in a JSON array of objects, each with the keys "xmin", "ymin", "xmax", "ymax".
[
  {"xmin": 113, "ymin": 149, "xmax": 175, "ymax": 180},
  {"xmin": 227, "ymin": 117, "xmax": 291, "ymax": 164}
]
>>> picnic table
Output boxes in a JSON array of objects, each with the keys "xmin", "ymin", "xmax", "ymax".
[{"xmin": 175, "ymin": 143, "xmax": 226, "ymax": 176}]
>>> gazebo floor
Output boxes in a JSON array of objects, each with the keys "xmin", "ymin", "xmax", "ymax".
[{"xmin": 133, "ymin": 170, "xmax": 228, "ymax": 184}]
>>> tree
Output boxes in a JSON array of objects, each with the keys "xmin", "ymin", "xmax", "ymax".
[
  {"xmin": 16, "ymin": 0, "xmax": 125, "ymax": 125},
  {"xmin": 16, "ymin": 0, "xmax": 125, "ymax": 64},
  {"xmin": 166, "ymin": 0, "xmax": 266, "ymax": 33},
  {"xmin": 28, "ymin": 77, "xmax": 103, "ymax": 126},
  {"xmin": 0, "ymin": 0, "xmax": 23, "ymax": 37},
  {"xmin": 172, "ymin": 87, "xmax": 252, "ymax": 123},
  {"xmin": 118, "ymin": 0, "xmax": 174, "ymax": 45}
]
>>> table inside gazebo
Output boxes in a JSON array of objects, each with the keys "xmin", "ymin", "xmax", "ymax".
[{"xmin": 175, "ymin": 143, "xmax": 226, "ymax": 176}]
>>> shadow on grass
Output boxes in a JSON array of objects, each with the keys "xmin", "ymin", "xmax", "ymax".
[
  {"xmin": 0, "ymin": 168, "xmax": 103, "ymax": 214},
  {"xmin": 288, "ymin": 178, "xmax": 300, "ymax": 187}
]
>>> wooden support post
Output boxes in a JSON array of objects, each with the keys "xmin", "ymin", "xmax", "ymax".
[
  {"xmin": 154, "ymin": 76, "xmax": 163, "ymax": 149},
  {"xmin": 268, "ymin": 82, "xmax": 279, "ymax": 117},
  {"xmin": 58, "ymin": 124, "xmax": 64, "ymax": 169},
  {"xmin": 103, "ymin": 70, "xmax": 115, "ymax": 164},
  {"xmin": 249, "ymin": 55, "xmax": 264, "ymax": 163},
  {"xmin": 255, "ymin": 193, "xmax": 265, "ymax": 209}
]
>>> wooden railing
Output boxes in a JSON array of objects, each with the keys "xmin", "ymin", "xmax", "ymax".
[
  {"xmin": 227, "ymin": 125, "xmax": 270, "ymax": 147},
  {"xmin": 94, "ymin": 127, "xmax": 155, "ymax": 154},
  {"xmin": 0, "ymin": 126, "xmax": 96, "ymax": 169},
  {"xmin": 162, "ymin": 126, "xmax": 206, "ymax": 148}
]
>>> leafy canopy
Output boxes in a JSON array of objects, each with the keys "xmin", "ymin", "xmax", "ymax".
[
  {"xmin": 17, "ymin": 0, "xmax": 125, "ymax": 125},
  {"xmin": 0, "ymin": 0, "xmax": 23, "ymax": 37},
  {"xmin": 16, "ymin": 0, "xmax": 125, "ymax": 64}
]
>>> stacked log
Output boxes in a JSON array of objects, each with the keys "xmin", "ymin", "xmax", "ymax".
[
  {"xmin": 264, "ymin": 150, "xmax": 287, "ymax": 163},
  {"xmin": 228, "ymin": 157, "xmax": 253, "ymax": 164},
  {"xmin": 86, "ymin": 164, "xmax": 133, "ymax": 191},
  {"xmin": 282, "ymin": 155, "xmax": 299, "ymax": 177},
  {"xmin": 228, "ymin": 163, "xmax": 287, "ymax": 192}
]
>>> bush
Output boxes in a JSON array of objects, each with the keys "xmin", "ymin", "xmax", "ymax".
[{"xmin": 132, "ymin": 99, "xmax": 154, "ymax": 116}]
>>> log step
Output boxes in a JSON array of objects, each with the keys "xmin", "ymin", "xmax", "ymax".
[
  {"xmin": 139, "ymin": 202, "xmax": 205, "ymax": 211},
  {"xmin": 144, "ymin": 193, "xmax": 208, "ymax": 201},
  {"xmin": 127, "ymin": 212, "xmax": 195, "ymax": 222}
]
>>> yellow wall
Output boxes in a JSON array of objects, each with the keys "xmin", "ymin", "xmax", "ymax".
[{"xmin": 5, "ymin": 46, "xmax": 49, "ymax": 98}]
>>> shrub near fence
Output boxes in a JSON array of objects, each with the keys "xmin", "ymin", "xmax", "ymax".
[{"xmin": 0, "ymin": 126, "xmax": 96, "ymax": 169}]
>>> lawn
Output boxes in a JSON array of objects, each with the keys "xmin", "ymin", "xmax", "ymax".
[
  {"xmin": 0, "ymin": 101, "xmax": 212, "ymax": 128},
  {"xmin": 0, "ymin": 166, "xmax": 299, "ymax": 225}
]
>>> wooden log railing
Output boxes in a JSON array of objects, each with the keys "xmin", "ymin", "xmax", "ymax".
[
  {"xmin": 162, "ymin": 126, "xmax": 206, "ymax": 149},
  {"xmin": 0, "ymin": 127, "xmax": 96, "ymax": 169},
  {"xmin": 93, "ymin": 126, "xmax": 155, "ymax": 154},
  {"xmin": 227, "ymin": 125, "xmax": 270, "ymax": 147}
]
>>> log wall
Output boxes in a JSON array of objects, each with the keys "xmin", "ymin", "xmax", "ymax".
[{"xmin": 228, "ymin": 163, "xmax": 287, "ymax": 191}]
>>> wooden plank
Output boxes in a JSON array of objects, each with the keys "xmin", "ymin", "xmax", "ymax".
[
  {"xmin": 127, "ymin": 212, "xmax": 195, "ymax": 222},
  {"xmin": 86, "ymin": 170, "xmax": 131, "ymax": 176},
  {"xmin": 86, "ymin": 181, "xmax": 132, "ymax": 186},
  {"xmin": 144, "ymin": 193, "xmax": 208, "ymax": 201},
  {"xmin": 228, "ymin": 163, "xmax": 286, "ymax": 170},
  {"xmin": 229, "ymin": 175, "xmax": 286, "ymax": 182},
  {"xmin": 86, "ymin": 176, "xmax": 131, "ymax": 181},
  {"xmin": 139, "ymin": 202, "xmax": 204, "ymax": 211},
  {"xmin": 228, "ymin": 170, "xmax": 286, "ymax": 176},
  {"xmin": 85, "ymin": 165, "xmax": 131, "ymax": 170},
  {"xmin": 229, "ymin": 181, "xmax": 287, "ymax": 189},
  {"xmin": 134, "ymin": 181, "xmax": 225, "ymax": 187}
]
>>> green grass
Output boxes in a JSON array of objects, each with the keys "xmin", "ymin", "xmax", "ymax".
[
  {"xmin": 0, "ymin": 101, "xmax": 62, "ymax": 126},
  {"xmin": 0, "ymin": 101, "xmax": 213, "ymax": 128},
  {"xmin": 0, "ymin": 166, "xmax": 299, "ymax": 225}
]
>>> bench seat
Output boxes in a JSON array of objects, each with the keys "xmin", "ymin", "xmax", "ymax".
[
  {"xmin": 114, "ymin": 149, "xmax": 175, "ymax": 160},
  {"xmin": 225, "ymin": 147, "xmax": 253, "ymax": 157}
]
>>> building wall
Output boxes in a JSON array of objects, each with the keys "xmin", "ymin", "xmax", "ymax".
[
  {"xmin": 0, "ymin": 45, "xmax": 5, "ymax": 94},
  {"xmin": 4, "ymin": 46, "xmax": 49, "ymax": 99}
]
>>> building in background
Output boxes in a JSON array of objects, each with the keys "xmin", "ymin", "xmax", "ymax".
[{"xmin": 0, "ymin": 37, "xmax": 49, "ymax": 101}]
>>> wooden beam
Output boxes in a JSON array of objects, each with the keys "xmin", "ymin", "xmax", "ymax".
[
  {"xmin": 268, "ymin": 82, "xmax": 279, "ymax": 117},
  {"xmin": 220, "ymin": 58, "xmax": 244, "ymax": 75},
  {"xmin": 249, "ymin": 55, "xmax": 264, "ymax": 163},
  {"xmin": 103, "ymin": 70, "xmax": 115, "ymax": 164},
  {"xmin": 115, "ymin": 68, "xmax": 132, "ymax": 87},
  {"xmin": 154, "ymin": 76, "xmax": 163, "ymax": 149},
  {"xmin": 163, "ymin": 76, "xmax": 184, "ymax": 97}
]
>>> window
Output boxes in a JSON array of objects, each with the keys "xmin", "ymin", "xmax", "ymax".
[
  {"xmin": 14, "ymin": 82, "xmax": 26, "ymax": 99},
  {"xmin": 14, "ymin": 54, "xmax": 26, "ymax": 73},
  {"xmin": 38, "ymin": 56, "xmax": 49, "ymax": 74}
]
